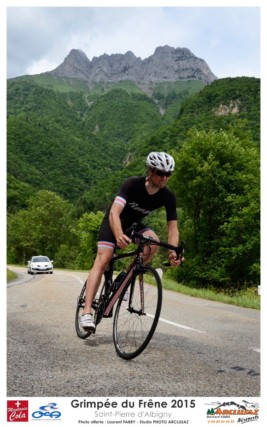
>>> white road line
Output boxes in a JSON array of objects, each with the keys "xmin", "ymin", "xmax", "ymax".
[
  {"xmin": 250, "ymin": 347, "xmax": 261, "ymax": 353},
  {"xmin": 147, "ymin": 313, "xmax": 206, "ymax": 333},
  {"xmin": 70, "ymin": 275, "xmax": 84, "ymax": 284}
]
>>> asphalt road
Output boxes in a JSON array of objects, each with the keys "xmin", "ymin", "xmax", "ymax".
[{"xmin": 7, "ymin": 266, "xmax": 260, "ymax": 397}]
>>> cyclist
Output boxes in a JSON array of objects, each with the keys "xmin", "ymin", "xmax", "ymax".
[{"xmin": 81, "ymin": 151, "xmax": 182, "ymax": 332}]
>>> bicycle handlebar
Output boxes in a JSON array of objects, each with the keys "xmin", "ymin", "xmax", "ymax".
[{"xmin": 127, "ymin": 223, "xmax": 185, "ymax": 258}]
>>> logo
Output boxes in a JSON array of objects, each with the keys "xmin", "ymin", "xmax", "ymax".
[
  {"xmin": 206, "ymin": 400, "xmax": 259, "ymax": 424},
  {"xmin": 128, "ymin": 202, "xmax": 151, "ymax": 216},
  {"xmin": 32, "ymin": 402, "xmax": 61, "ymax": 420},
  {"xmin": 7, "ymin": 400, "xmax": 29, "ymax": 422}
]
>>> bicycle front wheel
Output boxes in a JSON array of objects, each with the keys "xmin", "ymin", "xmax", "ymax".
[
  {"xmin": 113, "ymin": 266, "xmax": 162, "ymax": 359},
  {"xmin": 75, "ymin": 282, "xmax": 91, "ymax": 339}
]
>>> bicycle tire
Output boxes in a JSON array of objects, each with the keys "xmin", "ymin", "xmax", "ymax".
[
  {"xmin": 113, "ymin": 265, "xmax": 162, "ymax": 360},
  {"xmin": 75, "ymin": 282, "xmax": 91, "ymax": 339}
]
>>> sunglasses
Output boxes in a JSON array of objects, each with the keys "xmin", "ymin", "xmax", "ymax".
[{"xmin": 152, "ymin": 169, "xmax": 172, "ymax": 177}]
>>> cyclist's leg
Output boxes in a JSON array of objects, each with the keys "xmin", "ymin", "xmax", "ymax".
[
  {"xmin": 82, "ymin": 246, "xmax": 114, "ymax": 315},
  {"xmin": 75, "ymin": 283, "xmax": 92, "ymax": 339},
  {"xmin": 83, "ymin": 217, "xmax": 116, "ymax": 315},
  {"xmin": 136, "ymin": 224, "xmax": 159, "ymax": 263}
]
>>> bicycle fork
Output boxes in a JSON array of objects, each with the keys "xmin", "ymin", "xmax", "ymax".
[{"xmin": 127, "ymin": 271, "xmax": 145, "ymax": 316}]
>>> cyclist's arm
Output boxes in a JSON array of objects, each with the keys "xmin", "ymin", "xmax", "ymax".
[
  {"xmin": 167, "ymin": 220, "xmax": 179, "ymax": 246},
  {"xmin": 167, "ymin": 220, "xmax": 182, "ymax": 266},
  {"xmin": 109, "ymin": 201, "xmax": 131, "ymax": 248}
]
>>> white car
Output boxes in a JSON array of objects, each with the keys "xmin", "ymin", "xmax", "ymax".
[{"xmin": 27, "ymin": 255, "xmax": 53, "ymax": 274}]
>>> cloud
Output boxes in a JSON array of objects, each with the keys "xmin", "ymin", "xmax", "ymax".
[{"xmin": 6, "ymin": 6, "xmax": 260, "ymax": 79}]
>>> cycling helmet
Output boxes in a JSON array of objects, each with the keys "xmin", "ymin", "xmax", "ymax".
[{"xmin": 146, "ymin": 152, "xmax": 175, "ymax": 172}]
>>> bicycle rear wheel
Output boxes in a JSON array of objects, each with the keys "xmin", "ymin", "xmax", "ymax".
[
  {"xmin": 113, "ymin": 265, "xmax": 162, "ymax": 359},
  {"xmin": 75, "ymin": 282, "xmax": 91, "ymax": 339}
]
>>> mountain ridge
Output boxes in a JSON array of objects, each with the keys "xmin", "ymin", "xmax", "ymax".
[{"xmin": 47, "ymin": 45, "xmax": 217, "ymax": 85}]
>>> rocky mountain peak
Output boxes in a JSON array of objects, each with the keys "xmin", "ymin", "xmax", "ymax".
[
  {"xmin": 54, "ymin": 48, "xmax": 91, "ymax": 79},
  {"xmin": 154, "ymin": 45, "xmax": 190, "ymax": 56},
  {"xmin": 47, "ymin": 45, "xmax": 217, "ymax": 84}
]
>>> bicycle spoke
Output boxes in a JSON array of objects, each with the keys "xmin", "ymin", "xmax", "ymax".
[{"xmin": 113, "ymin": 266, "xmax": 162, "ymax": 359}]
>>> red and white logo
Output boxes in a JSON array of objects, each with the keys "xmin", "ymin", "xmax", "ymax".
[{"xmin": 7, "ymin": 400, "xmax": 28, "ymax": 422}]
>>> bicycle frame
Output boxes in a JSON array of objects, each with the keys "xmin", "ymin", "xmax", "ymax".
[
  {"xmin": 75, "ymin": 227, "xmax": 185, "ymax": 358},
  {"xmin": 102, "ymin": 246, "xmax": 143, "ymax": 317},
  {"xmin": 101, "ymin": 230, "xmax": 184, "ymax": 318}
]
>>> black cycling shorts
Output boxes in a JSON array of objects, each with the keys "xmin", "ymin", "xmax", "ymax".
[{"xmin": 97, "ymin": 216, "xmax": 151, "ymax": 250}]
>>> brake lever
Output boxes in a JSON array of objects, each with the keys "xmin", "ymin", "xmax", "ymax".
[{"xmin": 164, "ymin": 241, "xmax": 185, "ymax": 267}]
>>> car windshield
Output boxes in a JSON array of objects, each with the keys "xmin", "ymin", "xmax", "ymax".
[{"xmin": 32, "ymin": 256, "xmax": 50, "ymax": 263}]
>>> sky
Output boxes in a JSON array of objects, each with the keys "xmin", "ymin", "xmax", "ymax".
[{"xmin": 5, "ymin": 5, "xmax": 261, "ymax": 80}]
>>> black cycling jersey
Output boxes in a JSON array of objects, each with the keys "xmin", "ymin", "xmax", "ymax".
[
  {"xmin": 98, "ymin": 176, "xmax": 177, "ymax": 248},
  {"xmin": 112, "ymin": 176, "xmax": 177, "ymax": 224}
]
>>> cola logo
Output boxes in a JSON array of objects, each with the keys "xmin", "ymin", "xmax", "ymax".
[{"xmin": 7, "ymin": 400, "xmax": 28, "ymax": 422}]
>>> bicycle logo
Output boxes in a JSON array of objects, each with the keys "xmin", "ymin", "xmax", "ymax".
[{"xmin": 32, "ymin": 402, "xmax": 61, "ymax": 419}]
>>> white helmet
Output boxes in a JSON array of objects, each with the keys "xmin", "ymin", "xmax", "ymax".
[{"xmin": 146, "ymin": 152, "xmax": 175, "ymax": 172}]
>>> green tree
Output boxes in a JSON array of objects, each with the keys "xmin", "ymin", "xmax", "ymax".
[
  {"xmin": 7, "ymin": 190, "xmax": 76, "ymax": 265},
  {"xmin": 74, "ymin": 211, "xmax": 104, "ymax": 270},
  {"xmin": 7, "ymin": 210, "xmax": 36, "ymax": 264},
  {"xmin": 170, "ymin": 128, "xmax": 260, "ymax": 289}
]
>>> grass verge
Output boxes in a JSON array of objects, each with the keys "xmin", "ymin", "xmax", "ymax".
[
  {"xmin": 7, "ymin": 268, "xmax": 18, "ymax": 282},
  {"xmin": 162, "ymin": 277, "xmax": 260, "ymax": 310}
]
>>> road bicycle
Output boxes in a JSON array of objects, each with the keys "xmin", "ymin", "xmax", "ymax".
[{"xmin": 75, "ymin": 224, "xmax": 185, "ymax": 360}]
